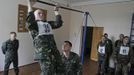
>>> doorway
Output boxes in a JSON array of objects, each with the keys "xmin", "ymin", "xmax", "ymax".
[
  {"xmin": 82, "ymin": 26, "xmax": 104, "ymax": 75},
  {"xmin": 83, "ymin": 27, "xmax": 93, "ymax": 59},
  {"xmin": 81, "ymin": 26, "xmax": 104, "ymax": 62}
]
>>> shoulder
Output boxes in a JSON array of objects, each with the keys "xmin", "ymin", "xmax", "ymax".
[
  {"xmin": 115, "ymin": 40, "xmax": 119, "ymax": 42},
  {"xmin": 5, "ymin": 39, "xmax": 10, "ymax": 43},
  {"xmin": 98, "ymin": 41, "xmax": 102, "ymax": 45},
  {"xmin": 15, "ymin": 39, "xmax": 19, "ymax": 41},
  {"xmin": 108, "ymin": 39, "xmax": 112, "ymax": 42},
  {"xmin": 16, "ymin": 39, "xmax": 19, "ymax": 43},
  {"xmin": 70, "ymin": 52, "xmax": 80, "ymax": 58}
]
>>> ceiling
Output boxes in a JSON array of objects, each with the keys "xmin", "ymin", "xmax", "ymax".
[
  {"xmin": 40, "ymin": 0, "xmax": 134, "ymax": 6},
  {"xmin": 69, "ymin": 0, "xmax": 134, "ymax": 6},
  {"xmin": 67, "ymin": 0, "xmax": 94, "ymax": 3}
]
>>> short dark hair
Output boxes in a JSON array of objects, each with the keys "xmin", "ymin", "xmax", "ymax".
[
  {"xmin": 104, "ymin": 33, "xmax": 108, "ymax": 36},
  {"xmin": 124, "ymin": 36, "xmax": 129, "ymax": 39},
  {"xmin": 10, "ymin": 32, "xmax": 17, "ymax": 36},
  {"xmin": 64, "ymin": 41, "xmax": 72, "ymax": 47}
]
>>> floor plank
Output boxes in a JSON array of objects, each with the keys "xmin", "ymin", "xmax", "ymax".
[{"xmin": 0, "ymin": 58, "xmax": 111, "ymax": 75}]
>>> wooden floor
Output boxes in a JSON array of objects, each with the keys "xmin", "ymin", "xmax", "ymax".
[
  {"xmin": 83, "ymin": 58, "xmax": 98, "ymax": 75},
  {"xmin": 0, "ymin": 63, "xmax": 41, "ymax": 75},
  {"xmin": 0, "ymin": 58, "xmax": 100, "ymax": 75}
]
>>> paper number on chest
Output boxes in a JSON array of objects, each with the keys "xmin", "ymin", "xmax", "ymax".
[
  {"xmin": 44, "ymin": 24, "xmax": 50, "ymax": 33},
  {"xmin": 98, "ymin": 46, "xmax": 105, "ymax": 54},
  {"xmin": 119, "ymin": 46, "xmax": 129, "ymax": 55}
]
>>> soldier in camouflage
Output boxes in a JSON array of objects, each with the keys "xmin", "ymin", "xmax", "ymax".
[
  {"xmin": 1, "ymin": 32, "xmax": 19, "ymax": 75},
  {"xmin": 61, "ymin": 41, "xmax": 82, "ymax": 75},
  {"xmin": 96, "ymin": 36, "xmax": 111, "ymax": 75},
  {"xmin": 115, "ymin": 34, "xmax": 124, "ymax": 48},
  {"xmin": 26, "ymin": 0, "xmax": 63, "ymax": 75},
  {"xmin": 129, "ymin": 46, "xmax": 134, "ymax": 75},
  {"xmin": 114, "ymin": 36, "xmax": 133, "ymax": 75}
]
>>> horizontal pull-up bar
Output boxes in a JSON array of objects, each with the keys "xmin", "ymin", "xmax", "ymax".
[{"xmin": 37, "ymin": 0, "xmax": 85, "ymax": 13}]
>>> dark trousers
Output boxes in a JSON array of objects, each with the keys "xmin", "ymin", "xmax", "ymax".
[
  {"xmin": 115, "ymin": 63, "xmax": 128, "ymax": 75},
  {"xmin": 97, "ymin": 57, "xmax": 107, "ymax": 75},
  {"xmin": 128, "ymin": 65, "xmax": 134, "ymax": 75},
  {"xmin": 3, "ymin": 58, "xmax": 19, "ymax": 75}
]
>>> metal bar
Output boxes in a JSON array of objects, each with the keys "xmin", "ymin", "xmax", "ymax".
[
  {"xmin": 81, "ymin": 12, "xmax": 89, "ymax": 64},
  {"xmin": 37, "ymin": 0, "xmax": 84, "ymax": 13}
]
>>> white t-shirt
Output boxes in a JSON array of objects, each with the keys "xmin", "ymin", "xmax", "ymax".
[
  {"xmin": 98, "ymin": 46, "xmax": 105, "ymax": 54},
  {"xmin": 119, "ymin": 46, "xmax": 129, "ymax": 55}
]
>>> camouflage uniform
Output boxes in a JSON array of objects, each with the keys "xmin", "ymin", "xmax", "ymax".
[
  {"xmin": 114, "ymin": 43, "xmax": 133, "ymax": 75},
  {"xmin": 26, "ymin": 11, "xmax": 63, "ymax": 75},
  {"xmin": 97, "ymin": 40, "xmax": 111, "ymax": 75},
  {"xmin": 129, "ymin": 46, "xmax": 134, "ymax": 75},
  {"xmin": 115, "ymin": 39, "xmax": 123, "ymax": 48},
  {"xmin": 61, "ymin": 52, "xmax": 82, "ymax": 75},
  {"xmin": 1, "ymin": 39, "xmax": 19, "ymax": 75}
]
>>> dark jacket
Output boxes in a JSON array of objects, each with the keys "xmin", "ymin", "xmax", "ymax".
[{"xmin": 2, "ymin": 39, "xmax": 19, "ymax": 60}]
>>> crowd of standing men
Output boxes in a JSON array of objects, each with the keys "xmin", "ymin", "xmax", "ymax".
[{"xmin": 97, "ymin": 33, "xmax": 134, "ymax": 75}]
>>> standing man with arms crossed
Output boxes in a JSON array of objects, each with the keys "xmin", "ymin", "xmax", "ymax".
[{"xmin": 2, "ymin": 32, "xmax": 19, "ymax": 75}]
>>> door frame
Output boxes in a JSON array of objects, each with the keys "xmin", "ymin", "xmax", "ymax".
[{"xmin": 80, "ymin": 26, "xmax": 104, "ymax": 62}]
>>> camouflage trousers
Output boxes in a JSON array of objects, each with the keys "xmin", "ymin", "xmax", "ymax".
[
  {"xmin": 115, "ymin": 63, "xmax": 129, "ymax": 75},
  {"xmin": 38, "ymin": 59, "xmax": 56, "ymax": 75},
  {"xmin": 33, "ymin": 35, "xmax": 64, "ymax": 75}
]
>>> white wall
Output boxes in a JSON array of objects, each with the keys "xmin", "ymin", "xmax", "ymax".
[
  {"xmin": 1, "ymin": 0, "xmax": 133, "ymax": 72},
  {"xmin": 69, "ymin": 1, "xmax": 134, "ymax": 55},
  {"xmin": 0, "ymin": 0, "xmax": 70, "ymax": 71}
]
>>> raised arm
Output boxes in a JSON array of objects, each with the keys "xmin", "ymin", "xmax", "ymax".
[
  {"xmin": 26, "ymin": 0, "xmax": 36, "ymax": 29},
  {"xmin": 26, "ymin": 0, "xmax": 38, "ymax": 39},
  {"xmin": 48, "ymin": 7, "xmax": 63, "ymax": 29}
]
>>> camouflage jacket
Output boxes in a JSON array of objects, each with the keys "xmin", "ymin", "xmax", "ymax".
[
  {"xmin": 26, "ymin": 11, "xmax": 63, "ymax": 60},
  {"xmin": 61, "ymin": 52, "xmax": 82, "ymax": 75},
  {"xmin": 113, "ymin": 43, "xmax": 133, "ymax": 64},
  {"xmin": 26, "ymin": 11, "xmax": 63, "ymax": 39},
  {"xmin": 115, "ymin": 40, "xmax": 123, "ymax": 48},
  {"xmin": 1, "ymin": 39, "xmax": 19, "ymax": 60}
]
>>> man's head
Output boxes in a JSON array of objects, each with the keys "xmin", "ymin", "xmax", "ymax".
[
  {"xmin": 119, "ymin": 34, "xmax": 124, "ymax": 40},
  {"xmin": 10, "ymin": 32, "xmax": 17, "ymax": 41},
  {"xmin": 34, "ymin": 9, "xmax": 45, "ymax": 21},
  {"xmin": 104, "ymin": 33, "xmax": 108, "ymax": 39},
  {"xmin": 62, "ymin": 41, "xmax": 72, "ymax": 52},
  {"xmin": 101, "ymin": 36, "xmax": 106, "ymax": 43},
  {"xmin": 123, "ymin": 36, "xmax": 129, "ymax": 44}
]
